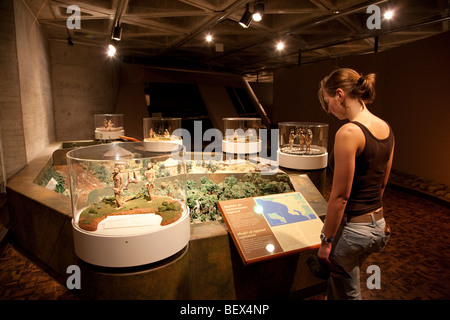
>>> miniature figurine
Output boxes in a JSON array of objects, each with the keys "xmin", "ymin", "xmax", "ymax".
[
  {"xmin": 289, "ymin": 129, "xmax": 295, "ymax": 150},
  {"xmin": 149, "ymin": 128, "xmax": 156, "ymax": 139},
  {"xmin": 124, "ymin": 169, "xmax": 139, "ymax": 190},
  {"xmin": 111, "ymin": 165, "xmax": 124, "ymax": 209},
  {"xmin": 164, "ymin": 129, "xmax": 170, "ymax": 139},
  {"xmin": 305, "ymin": 128, "xmax": 313, "ymax": 154},
  {"xmin": 145, "ymin": 162, "xmax": 156, "ymax": 201},
  {"xmin": 298, "ymin": 128, "xmax": 305, "ymax": 152}
]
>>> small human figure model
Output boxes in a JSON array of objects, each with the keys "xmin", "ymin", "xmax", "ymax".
[
  {"xmin": 289, "ymin": 129, "xmax": 295, "ymax": 150},
  {"xmin": 298, "ymin": 128, "xmax": 306, "ymax": 152},
  {"xmin": 164, "ymin": 129, "xmax": 170, "ymax": 139},
  {"xmin": 124, "ymin": 169, "xmax": 139, "ymax": 190},
  {"xmin": 305, "ymin": 128, "xmax": 313, "ymax": 154},
  {"xmin": 111, "ymin": 165, "xmax": 124, "ymax": 209},
  {"xmin": 103, "ymin": 119, "xmax": 108, "ymax": 128},
  {"xmin": 149, "ymin": 128, "xmax": 156, "ymax": 139},
  {"xmin": 145, "ymin": 162, "xmax": 156, "ymax": 202}
]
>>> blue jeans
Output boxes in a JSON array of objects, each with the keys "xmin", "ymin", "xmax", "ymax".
[{"xmin": 327, "ymin": 215, "xmax": 390, "ymax": 300}]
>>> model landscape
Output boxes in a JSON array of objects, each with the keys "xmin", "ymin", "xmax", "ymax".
[
  {"xmin": 187, "ymin": 173, "xmax": 293, "ymax": 223},
  {"xmin": 78, "ymin": 194, "xmax": 182, "ymax": 231},
  {"xmin": 39, "ymin": 157, "xmax": 293, "ymax": 225}
]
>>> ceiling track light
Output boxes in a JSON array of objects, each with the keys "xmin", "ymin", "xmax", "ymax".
[
  {"xmin": 252, "ymin": 1, "xmax": 265, "ymax": 22},
  {"xmin": 107, "ymin": 43, "xmax": 117, "ymax": 57},
  {"xmin": 112, "ymin": 24, "xmax": 122, "ymax": 41},
  {"xmin": 239, "ymin": 4, "xmax": 252, "ymax": 28}
]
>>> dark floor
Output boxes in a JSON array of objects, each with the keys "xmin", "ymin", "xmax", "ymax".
[{"xmin": 1, "ymin": 180, "xmax": 449, "ymax": 300}]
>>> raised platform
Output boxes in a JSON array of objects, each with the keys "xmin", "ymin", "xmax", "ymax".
[{"xmin": 6, "ymin": 142, "xmax": 328, "ymax": 299}]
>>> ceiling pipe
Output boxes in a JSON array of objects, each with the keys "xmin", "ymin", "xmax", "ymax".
[
  {"xmin": 158, "ymin": 0, "xmax": 252, "ymax": 56},
  {"xmin": 240, "ymin": 15, "xmax": 450, "ymax": 76},
  {"xmin": 204, "ymin": 0, "xmax": 389, "ymax": 63}
]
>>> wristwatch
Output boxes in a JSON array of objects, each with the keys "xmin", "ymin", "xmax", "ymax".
[{"xmin": 320, "ymin": 233, "xmax": 334, "ymax": 244}]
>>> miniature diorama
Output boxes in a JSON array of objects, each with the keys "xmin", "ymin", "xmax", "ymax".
[
  {"xmin": 94, "ymin": 114, "xmax": 125, "ymax": 141},
  {"xmin": 66, "ymin": 142, "xmax": 189, "ymax": 267},
  {"xmin": 222, "ymin": 117, "xmax": 262, "ymax": 154},
  {"xmin": 278, "ymin": 122, "xmax": 328, "ymax": 170},
  {"xmin": 143, "ymin": 117, "xmax": 183, "ymax": 152},
  {"xmin": 188, "ymin": 172, "xmax": 294, "ymax": 224}
]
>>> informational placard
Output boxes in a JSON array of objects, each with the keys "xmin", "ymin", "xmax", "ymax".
[{"xmin": 218, "ymin": 192, "xmax": 323, "ymax": 265}]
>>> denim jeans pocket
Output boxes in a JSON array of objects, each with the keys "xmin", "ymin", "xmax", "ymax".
[{"xmin": 335, "ymin": 228, "xmax": 372, "ymax": 257}]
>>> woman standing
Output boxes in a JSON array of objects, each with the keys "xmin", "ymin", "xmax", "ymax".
[{"xmin": 317, "ymin": 68, "xmax": 395, "ymax": 299}]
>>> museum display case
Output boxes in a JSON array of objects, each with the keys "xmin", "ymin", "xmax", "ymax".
[
  {"xmin": 66, "ymin": 142, "xmax": 189, "ymax": 267},
  {"xmin": 222, "ymin": 117, "xmax": 262, "ymax": 154},
  {"xmin": 143, "ymin": 117, "xmax": 183, "ymax": 152},
  {"xmin": 94, "ymin": 114, "xmax": 125, "ymax": 140},
  {"xmin": 278, "ymin": 122, "xmax": 328, "ymax": 170}
]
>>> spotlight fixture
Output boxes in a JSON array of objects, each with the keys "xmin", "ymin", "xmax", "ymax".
[
  {"xmin": 384, "ymin": 10, "xmax": 394, "ymax": 19},
  {"xmin": 276, "ymin": 41, "xmax": 284, "ymax": 51},
  {"xmin": 239, "ymin": 4, "xmax": 252, "ymax": 28},
  {"xmin": 112, "ymin": 24, "xmax": 122, "ymax": 41},
  {"xmin": 206, "ymin": 33, "xmax": 213, "ymax": 42},
  {"xmin": 107, "ymin": 44, "xmax": 116, "ymax": 57},
  {"xmin": 252, "ymin": 1, "xmax": 265, "ymax": 22}
]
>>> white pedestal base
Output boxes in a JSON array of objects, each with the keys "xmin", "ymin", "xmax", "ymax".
[
  {"xmin": 95, "ymin": 129, "xmax": 124, "ymax": 140},
  {"xmin": 222, "ymin": 140, "xmax": 261, "ymax": 154},
  {"xmin": 72, "ymin": 209, "xmax": 190, "ymax": 268},
  {"xmin": 278, "ymin": 150, "xmax": 328, "ymax": 170},
  {"xmin": 143, "ymin": 139, "xmax": 183, "ymax": 152}
]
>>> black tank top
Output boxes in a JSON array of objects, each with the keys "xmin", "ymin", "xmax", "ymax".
[{"xmin": 329, "ymin": 121, "xmax": 394, "ymax": 216}]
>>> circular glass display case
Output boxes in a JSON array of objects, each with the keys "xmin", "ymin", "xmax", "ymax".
[
  {"xmin": 94, "ymin": 114, "xmax": 125, "ymax": 140},
  {"xmin": 277, "ymin": 122, "xmax": 328, "ymax": 170},
  {"xmin": 222, "ymin": 117, "xmax": 262, "ymax": 154},
  {"xmin": 143, "ymin": 117, "xmax": 183, "ymax": 152},
  {"xmin": 66, "ymin": 142, "xmax": 189, "ymax": 267}
]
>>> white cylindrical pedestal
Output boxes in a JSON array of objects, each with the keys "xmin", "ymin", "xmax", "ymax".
[
  {"xmin": 72, "ymin": 209, "xmax": 190, "ymax": 268},
  {"xmin": 278, "ymin": 150, "xmax": 328, "ymax": 170},
  {"xmin": 143, "ymin": 139, "xmax": 183, "ymax": 152},
  {"xmin": 222, "ymin": 140, "xmax": 261, "ymax": 154},
  {"xmin": 95, "ymin": 129, "xmax": 124, "ymax": 140}
]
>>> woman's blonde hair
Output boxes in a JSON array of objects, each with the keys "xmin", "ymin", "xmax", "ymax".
[{"xmin": 318, "ymin": 68, "xmax": 376, "ymax": 113}]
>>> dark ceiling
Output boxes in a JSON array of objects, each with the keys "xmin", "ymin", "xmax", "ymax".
[{"xmin": 25, "ymin": 0, "xmax": 449, "ymax": 81}]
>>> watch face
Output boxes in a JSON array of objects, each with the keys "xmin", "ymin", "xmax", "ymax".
[{"xmin": 320, "ymin": 233, "xmax": 332, "ymax": 242}]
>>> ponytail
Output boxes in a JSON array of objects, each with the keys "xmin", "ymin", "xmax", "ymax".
[
  {"xmin": 352, "ymin": 73, "xmax": 376, "ymax": 104},
  {"xmin": 319, "ymin": 68, "xmax": 376, "ymax": 109}
]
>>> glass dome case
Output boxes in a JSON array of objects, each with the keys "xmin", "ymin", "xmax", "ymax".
[
  {"xmin": 94, "ymin": 114, "xmax": 124, "ymax": 140},
  {"xmin": 222, "ymin": 117, "xmax": 262, "ymax": 154},
  {"xmin": 66, "ymin": 142, "xmax": 189, "ymax": 267},
  {"xmin": 143, "ymin": 117, "xmax": 183, "ymax": 152},
  {"xmin": 277, "ymin": 122, "xmax": 328, "ymax": 170}
]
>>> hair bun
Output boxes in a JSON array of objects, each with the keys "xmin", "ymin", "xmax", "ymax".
[{"xmin": 356, "ymin": 75, "xmax": 365, "ymax": 85}]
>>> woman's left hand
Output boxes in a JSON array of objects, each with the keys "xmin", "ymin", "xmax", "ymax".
[{"xmin": 317, "ymin": 242, "xmax": 332, "ymax": 262}]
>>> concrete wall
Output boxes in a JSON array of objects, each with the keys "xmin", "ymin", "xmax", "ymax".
[
  {"xmin": 0, "ymin": 0, "xmax": 24, "ymax": 190},
  {"xmin": 0, "ymin": 0, "xmax": 55, "ymax": 188},
  {"xmin": 274, "ymin": 31, "xmax": 450, "ymax": 186},
  {"xmin": 50, "ymin": 41, "xmax": 119, "ymax": 141},
  {"xmin": 14, "ymin": 0, "xmax": 55, "ymax": 163}
]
